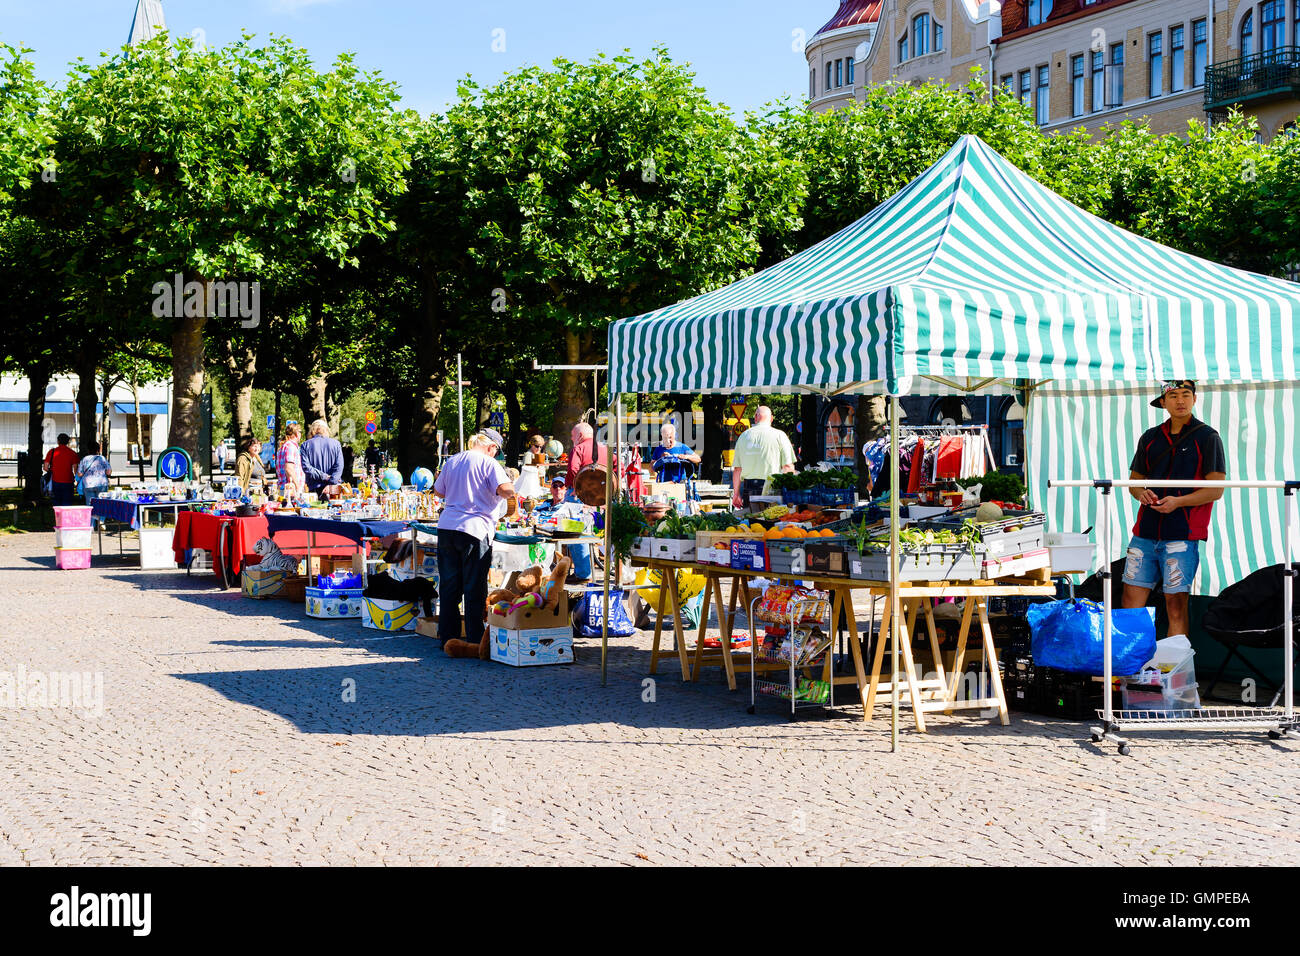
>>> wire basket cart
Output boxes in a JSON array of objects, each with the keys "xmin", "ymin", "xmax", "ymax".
[
  {"xmin": 1050, "ymin": 477, "xmax": 1300, "ymax": 754},
  {"xmin": 747, "ymin": 589, "xmax": 835, "ymax": 720}
]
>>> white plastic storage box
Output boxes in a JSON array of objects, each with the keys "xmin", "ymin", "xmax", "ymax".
[
  {"xmin": 54, "ymin": 527, "xmax": 94, "ymax": 550},
  {"xmin": 1045, "ymin": 532, "xmax": 1095, "ymax": 574}
]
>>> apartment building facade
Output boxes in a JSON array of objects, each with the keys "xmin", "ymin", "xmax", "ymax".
[{"xmin": 807, "ymin": 0, "xmax": 1300, "ymax": 139}]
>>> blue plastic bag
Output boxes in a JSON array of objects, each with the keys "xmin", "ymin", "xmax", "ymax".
[
  {"xmin": 576, "ymin": 588, "xmax": 637, "ymax": 639},
  {"xmin": 1027, "ymin": 599, "xmax": 1156, "ymax": 676}
]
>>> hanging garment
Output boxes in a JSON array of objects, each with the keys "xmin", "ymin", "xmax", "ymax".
[
  {"xmin": 935, "ymin": 436, "xmax": 963, "ymax": 479},
  {"xmin": 907, "ymin": 437, "xmax": 926, "ymax": 494}
]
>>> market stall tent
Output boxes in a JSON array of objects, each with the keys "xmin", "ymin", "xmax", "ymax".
[
  {"xmin": 610, "ymin": 135, "xmax": 1299, "ymax": 397},
  {"xmin": 605, "ymin": 134, "xmax": 1300, "ymax": 748}
]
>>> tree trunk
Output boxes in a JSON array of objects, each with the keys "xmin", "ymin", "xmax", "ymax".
[
  {"xmin": 393, "ymin": 390, "xmax": 415, "ymax": 475},
  {"xmin": 856, "ymin": 394, "xmax": 887, "ymax": 499},
  {"xmin": 167, "ymin": 310, "xmax": 207, "ymax": 462},
  {"xmin": 302, "ymin": 372, "xmax": 327, "ymax": 426},
  {"xmin": 76, "ymin": 349, "xmax": 98, "ymax": 453},
  {"xmin": 225, "ymin": 344, "xmax": 257, "ymax": 443},
  {"xmin": 22, "ymin": 365, "xmax": 49, "ymax": 503},
  {"xmin": 130, "ymin": 373, "xmax": 147, "ymax": 481},
  {"xmin": 504, "ymin": 377, "xmax": 525, "ymax": 463},
  {"xmin": 402, "ymin": 269, "xmax": 448, "ymax": 470},
  {"xmin": 701, "ymin": 393, "xmax": 726, "ymax": 483},
  {"xmin": 798, "ymin": 394, "xmax": 819, "ymax": 467},
  {"xmin": 552, "ymin": 329, "xmax": 594, "ymax": 444},
  {"xmin": 473, "ymin": 380, "xmax": 490, "ymax": 432},
  {"xmin": 98, "ymin": 374, "xmax": 119, "ymax": 463}
]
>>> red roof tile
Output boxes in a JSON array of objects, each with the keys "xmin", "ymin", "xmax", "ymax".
[{"xmin": 814, "ymin": 0, "xmax": 885, "ymax": 38}]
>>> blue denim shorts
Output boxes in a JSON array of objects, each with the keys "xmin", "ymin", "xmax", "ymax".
[{"xmin": 1122, "ymin": 536, "xmax": 1201, "ymax": 594}]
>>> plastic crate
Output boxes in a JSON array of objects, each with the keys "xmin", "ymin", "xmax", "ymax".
[
  {"xmin": 54, "ymin": 547, "xmax": 92, "ymax": 570},
  {"xmin": 850, "ymin": 545, "xmax": 985, "ymax": 581},
  {"xmin": 54, "ymin": 527, "xmax": 94, "ymax": 550},
  {"xmin": 925, "ymin": 507, "xmax": 1047, "ymax": 555},
  {"xmin": 53, "ymin": 506, "xmax": 93, "ymax": 529},
  {"xmin": 814, "ymin": 487, "xmax": 854, "ymax": 506},
  {"xmin": 780, "ymin": 489, "xmax": 817, "ymax": 505}
]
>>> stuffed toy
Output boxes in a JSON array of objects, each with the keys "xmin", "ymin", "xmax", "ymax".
[
  {"xmin": 252, "ymin": 537, "xmax": 300, "ymax": 574},
  {"xmin": 444, "ymin": 555, "xmax": 572, "ymax": 660}
]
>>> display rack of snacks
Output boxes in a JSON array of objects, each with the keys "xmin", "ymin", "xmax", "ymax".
[{"xmin": 747, "ymin": 585, "xmax": 834, "ymax": 719}]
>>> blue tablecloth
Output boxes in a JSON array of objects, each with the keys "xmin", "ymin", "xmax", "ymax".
[
  {"xmin": 91, "ymin": 497, "xmax": 193, "ymax": 531},
  {"xmin": 263, "ymin": 513, "xmax": 408, "ymax": 544}
]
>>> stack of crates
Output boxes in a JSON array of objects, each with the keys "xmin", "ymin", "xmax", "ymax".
[{"xmin": 53, "ymin": 506, "xmax": 94, "ymax": 570}]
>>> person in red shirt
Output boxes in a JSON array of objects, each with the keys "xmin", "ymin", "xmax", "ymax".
[{"xmin": 43, "ymin": 433, "xmax": 79, "ymax": 506}]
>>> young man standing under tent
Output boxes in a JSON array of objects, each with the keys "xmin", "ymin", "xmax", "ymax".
[{"xmin": 1122, "ymin": 381, "xmax": 1227, "ymax": 642}]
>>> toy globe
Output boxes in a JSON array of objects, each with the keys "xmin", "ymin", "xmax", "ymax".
[
  {"xmin": 411, "ymin": 467, "xmax": 434, "ymax": 492},
  {"xmin": 544, "ymin": 438, "xmax": 563, "ymax": 458},
  {"xmin": 381, "ymin": 468, "xmax": 403, "ymax": 491}
]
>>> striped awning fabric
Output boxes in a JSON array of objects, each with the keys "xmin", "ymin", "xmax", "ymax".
[{"xmin": 608, "ymin": 135, "xmax": 1300, "ymax": 397}]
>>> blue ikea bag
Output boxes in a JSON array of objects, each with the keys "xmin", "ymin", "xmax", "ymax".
[
  {"xmin": 1027, "ymin": 599, "xmax": 1156, "ymax": 676},
  {"xmin": 576, "ymin": 588, "xmax": 638, "ymax": 639}
]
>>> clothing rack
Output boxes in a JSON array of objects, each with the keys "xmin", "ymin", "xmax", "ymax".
[{"xmin": 876, "ymin": 423, "xmax": 997, "ymax": 476}]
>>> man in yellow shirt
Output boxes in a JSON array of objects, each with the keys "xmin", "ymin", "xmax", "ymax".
[{"xmin": 730, "ymin": 406, "xmax": 795, "ymax": 509}]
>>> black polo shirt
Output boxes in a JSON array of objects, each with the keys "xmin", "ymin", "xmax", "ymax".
[{"xmin": 1130, "ymin": 416, "xmax": 1226, "ymax": 541}]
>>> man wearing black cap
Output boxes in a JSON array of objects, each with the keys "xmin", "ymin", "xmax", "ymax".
[{"xmin": 1122, "ymin": 381, "xmax": 1226, "ymax": 642}]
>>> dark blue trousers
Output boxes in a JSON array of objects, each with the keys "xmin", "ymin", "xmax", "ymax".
[{"xmin": 437, "ymin": 528, "xmax": 493, "ymax": 645}]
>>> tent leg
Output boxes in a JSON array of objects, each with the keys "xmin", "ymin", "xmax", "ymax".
[
  {"xmin": 890, "ymin": 394, "xmax": 901, "ymax": 753},
  {"xmin": 602, "ymin": 395, "xmax": 619, "ymax": 687}
]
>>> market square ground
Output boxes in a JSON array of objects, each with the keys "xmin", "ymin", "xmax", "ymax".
[{"xmin": 1, "ymin": 532, "xmax": 1296, "ymax": 866}]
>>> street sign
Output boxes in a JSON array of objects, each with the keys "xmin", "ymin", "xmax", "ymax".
[
  {"xmin": 266, "ymin": 414, "xmax": 275, "ymax": 430},
  {"xmin": 488, "ymin": 411, "xmax": 505, "ymax": 427},
  {"xmin": 364, "ymin": 421, "xmax": 377, "ymax": 435},
  {"xmin": 157, "ymin": 447, "xmax": 191, "ymax": 481},
  {"xmin": 730, "ymin": 400, "xmax": 748, "ymax": 422},
  {"xmin": 364, "ymin": 410, "xmax": 376, "ymax": 423}
]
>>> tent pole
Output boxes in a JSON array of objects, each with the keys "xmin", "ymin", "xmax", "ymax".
[
  {"xmin": 601, "ymin": 394, "xmax": 620, "ymax": 687},
  {"xmin": 890, "ymin": 394, "xmax": 901, "ymax": 753}
]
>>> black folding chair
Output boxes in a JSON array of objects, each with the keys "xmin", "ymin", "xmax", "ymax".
[{"xmin": 1202, "ymin": 563, "xmax": 1300, "ymax": 705}]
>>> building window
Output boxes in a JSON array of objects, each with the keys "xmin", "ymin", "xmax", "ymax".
[
  {"xmin": 1071, "ymin": 54, "xmax": 1085, "ymax": 115},
  {"xmin": 914, "ymin": 13, "xmax": 932, "ymax": 56},
  {"xmin": 809, "ymin": 69, "xmax": 816, "ymax": 98},
  {"xmin": 1091, "ymin": 49, "xmax": 1105, "ymax": 111},
  {"xmin": 1148, "ymin": 32, "xmax": 1163, "ymax": 98},
  {"xmin": 1241, "ymin": 11, "xmax": 1254, "ymax": 58},
  {"xmin": 1019, "ymin": 69, "xmax": 1032, "ymax": 107},
  {"xmin": 1028, "ymin": 0, "xmax": 1053, "ymax": 27},
  {"xmin": 1108, "ymin": 42, "xmax": 1125, "ymax": 107},
  {"xmin": 1262, "ymin": 0, "xmax": 1285, "ymax": 52},
  {"xmin": 1193, "ymin": 19, "xmax": 1208, "ymax": 87},
  {"xmin": 827, "ymin": 62, "xmax": 833, "ymax": 91},
  {"xmin": 935, "ymin": 22, "xmax": 944, "ymax": 52},
  {"xmin": 1000, "ymin": 73, "xmax": 1014, "ymax": 94},
  {"xmin": 899, "ymin": 33, "xmax": 909, "ymax": 63},
  {"xmin": 1170, "ymin": 24, "xmax": 1185, "ymax": 93},
  {"xmin": 1036, "ymin": 64, "xmax": 1050, "ymax": 124},
  {"xmin": 836, "ymin": 58, "xmax": 844, "ymax": 87},
  {"xmin": 847, "ymin": 57, "xmax": 855, "ymax": 86}
]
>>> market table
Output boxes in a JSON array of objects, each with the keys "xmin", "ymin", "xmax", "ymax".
[
  {"xmin": 632, "ymin": 555, "xmax": 1054, "ymax": 729},
  {"xmin": 91, "ymin": 496, "xmax": 196, "ymax": 568}
]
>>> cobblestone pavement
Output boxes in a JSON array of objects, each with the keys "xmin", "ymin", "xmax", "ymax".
[{"xmin": 1, "ymin": 532, "xmax": 1297, "ymax": 866}]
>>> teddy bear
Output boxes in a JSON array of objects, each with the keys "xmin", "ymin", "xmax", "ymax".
[{"xmin": 444, "ymin": 554, "xmax": 572, "ymax": 660}]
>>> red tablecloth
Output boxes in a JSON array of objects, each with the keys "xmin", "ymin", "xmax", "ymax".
[{"xmin": 172, "ymin": 510, "xmax": 364, "ymax": 579}]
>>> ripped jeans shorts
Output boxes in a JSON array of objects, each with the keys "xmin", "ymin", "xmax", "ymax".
[{"xmin": 1122, "ymin": 536, "xmax": 1201, "ymax": 594}]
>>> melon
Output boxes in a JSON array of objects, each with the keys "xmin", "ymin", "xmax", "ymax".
[{"xmin": 975, "ymin": 502, "xmax": 1004, "ymax": 523}]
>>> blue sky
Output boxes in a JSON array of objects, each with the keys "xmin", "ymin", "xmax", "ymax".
[{"xmin": 1, "ymin": 0, "xmax": 833, "ymax": 116}]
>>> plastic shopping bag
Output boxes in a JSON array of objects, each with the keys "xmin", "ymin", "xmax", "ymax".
[
  {"xmin": 576, "ymin": 588, "xmax": 637, "ymax": 639},
  {"xmin": 1027, "ymin": 599, "xmax": 1157, "ymax": 676}
]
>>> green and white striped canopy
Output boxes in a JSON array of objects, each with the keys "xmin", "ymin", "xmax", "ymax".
[{"xmin": 609, "ymin": 135, "xmax": 1300, "ymax": 396}]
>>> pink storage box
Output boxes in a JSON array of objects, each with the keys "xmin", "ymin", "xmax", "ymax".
[
  {"xmin": 54, "ymin": 548, "xmax": 92, "ymax": 570},
  {"xmin": 53, "ymin": 506, "xmax": 93, "ymax": 529}
]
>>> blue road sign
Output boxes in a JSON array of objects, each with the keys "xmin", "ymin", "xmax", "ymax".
[
  {"xmin": 266, "ymin": 414, "xmax": 275, "ymax": 429},
  {"xmin": 160, "ymin": 451, "xmax": 188, "ymax": 480},
  {"xmin": 364, "ymin": 421, "xmax": 377, "ymax": 435}
]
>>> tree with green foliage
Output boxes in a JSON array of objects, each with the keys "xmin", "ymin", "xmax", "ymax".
[
  {"xmin": 49, "ymin": 33, "xmax": 411, "ymax": 469},
  {"xmin": 434, "ymin": 50, "xmax": 805, "ymax": 446}
]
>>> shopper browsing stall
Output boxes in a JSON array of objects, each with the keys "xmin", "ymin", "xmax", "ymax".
[
  {"xmin": 730, "ymin": 406, "xmax": 795, "ymax": 509},
  {"xmin": 75, "ymin": 441, "xmax": 111, "ymax": 507},
  {"xmin": 514, "ymin": 433, "xmax": 547, "ymax": 498},
  {"xmin": 564, "ymin": 422, "xmax": 607, "ymax": 583},
  {"xmin": 532, "ymin": 476, "xmax": 573, "ymax": 519},
  {"xmin": 234, "ymin": 437, "xmax": 265, "ymax": 492},
  {"xmin": 1122, "ymin": 381, "xmax": 1227, "ymax": 642},
  {"xmin": 300, "ymin": 419, "xmax": 344, "ymax": 494},
  {"xmin": 275, "ymin": 423, "xmax": 307, "ymax": 498},
  {"xmin": 434, "ymin": 429, "xmax": 516, "ymax": 649},
  {"xmin": 43, "ymin": 433, "xmax": 78, "ymax": 506}
]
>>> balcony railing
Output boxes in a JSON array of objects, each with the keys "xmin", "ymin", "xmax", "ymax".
[{"xmin": 1205, "ymin": 45, "xmax": 1300, "ymax": 111}]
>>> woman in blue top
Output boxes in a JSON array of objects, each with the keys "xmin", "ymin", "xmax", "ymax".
[{"xmin": 649, "ymin": 422, "xmax": 700, "ymax": 484}]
